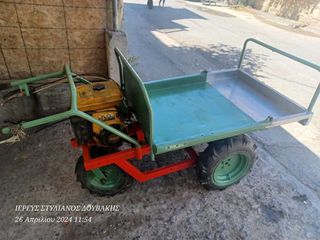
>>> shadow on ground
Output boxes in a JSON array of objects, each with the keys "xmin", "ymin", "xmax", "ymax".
[
  {"xmin": 125, "ymin": 3, "xmax": 267, "ymax": 80},
  {"xmin": 125, "ymin": 1, "xmax": 320, "ymax": 196}
]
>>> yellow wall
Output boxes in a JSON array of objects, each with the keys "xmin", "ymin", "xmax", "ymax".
[{"xmin": 0, "ymin": 0, "xmax": 120, "ymax": 82}]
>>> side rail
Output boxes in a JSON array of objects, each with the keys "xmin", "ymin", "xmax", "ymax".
[
  {"xmin": 238, "ymin": 38, "xmax": 320, "ymax": 112},
  {"xmin": 1, "ymin": 65, "xmax": 141, "ymax": 148}
]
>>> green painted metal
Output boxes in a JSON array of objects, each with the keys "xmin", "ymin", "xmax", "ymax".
[
  {"xmin": 1, "ymin": 127, "xmax": 11, "ymax": 135},
  {"xmin": 11, "ymin": 70, "xmax": 64, "ymax": 96},
  {"xmin": 114, "ymin": 48, "xmax": 154, "ymax": 158},
  {"xmin": 76, "ymin": 111, "xmax": 140, "ymax": 146},
  {"xmin": 65, "ymin": 64, "xmax": 78, "ymax": 111},
  {"xmin": 11, "ymin": 71, "xmax": 64, "ymax": 86},
  {"xmin": 73, "ymin": 75, "xmax": 92, "ymax": 85},
  {"xmin": 212, "ymin": 153, "xmax": 251, "ymax": 187},
  {"xmin": 309, "ymin": 83, "xmax": 320, "ymax": 112},
  {"xmin": 114, "ymin": 47, "xmax": 272, "ymax": 155},
  {"xmin": 144, "ymin": 71, "xmax": 207, "ymax": 91},
  {"xmin": 239, "ymin": 38, "xmax": 320, "ymax": 113},
  {"xmin": 1, "ymin": 65, "xmax": 140, "ymax": 148},
  {"xmin": 154, "ymin": 121, "xmax": 270, "ymax": 154},
  {"xmin": 21, "ymin": 83, "xmax": 30, "ymax": 96},
  {"xmin": 87, "ymin": 165, "xmax": 125, "ymax": 190},
  {"xmin": 22, "ymin": 111, "xmax": 74, "ymax": 129},
  {"xmin": 146, "ymin": 76, "xmax": 272, "ymax": 154},
  {"xmin": 91, "ymin": 168, "xmax": 107, "ymax": 181}
]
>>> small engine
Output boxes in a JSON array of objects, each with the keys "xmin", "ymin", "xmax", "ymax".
[{"xmin": 71, "ymin": 80, "xmax": 127, "ymax": 148}]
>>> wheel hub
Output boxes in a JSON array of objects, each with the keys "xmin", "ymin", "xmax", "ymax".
[
  {"xmin": 212, "ymin": 153, "xmax": 250, "ymax": 187},
  {"xmin": 87, "ymin": 165, "xmax": 125, "ymax": 191}
]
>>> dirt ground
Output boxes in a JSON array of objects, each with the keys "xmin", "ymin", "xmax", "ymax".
[
  {"xmin": 1, "ymin": 122, "xmax": 319, "ymax": 240},
  {"xmin": 1, "ymin": 0, "xmax": 320, "ymax": 239}
]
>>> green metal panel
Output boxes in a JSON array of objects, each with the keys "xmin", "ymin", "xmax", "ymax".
[
  {"xmin": 144, "ymin": 71, "xmax": 207, "ymax": 91},
  {"xmin": 146, "ymin": 77, "xmax": 271, "ymax": 154},
  {"xmin": 114, "ymin": 48, "xmax": 272, "ymax": 155},
  {"xmin": 114, "ymin": 48, "xmax": 154, "ymax": 154},
  {"xmin": 11, "ymin": 70, "xmax": 64, "ymax": 96}
]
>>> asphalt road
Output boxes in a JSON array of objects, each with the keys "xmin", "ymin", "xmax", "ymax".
[
  {"xmin": 124, "ymin": 0, "xmax": 320, "ymax": 238},
  {"xmin": 0, "ymin": 1, "xmax": 319, "ymax": 239}
]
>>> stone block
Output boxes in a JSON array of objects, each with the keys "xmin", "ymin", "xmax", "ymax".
[
  {"xmin": 0, "ymin": 2, "xmax": 19, "ymax": 27},
  {"xmin": 2, "ymin": 49, "xmax": 30, "ymax": 79},
  {"xmin": 70, "ymin": 48, "xmax": 107, "ymax": 75},
  {"xmin": 16, "ymin": 4, "xmax": 65, "ymax": 28},
  {"xmin": 27, "ymin": 48, "xmax": 69, "ymax": 75},
  {"xmin": 68, "ymin": 29, "xmax": 105, "ymax": 49},
  {"xmin": 65, "ymin": 7, "xmax": 106, "ymax": 29},
  {"xmin": 22, "ymin": 28, "xmax": 67, "ymax": 48},
  {"xmin": 105, "ymin": 30, "xmax": 127, "ymax": 84},
  {"xmin": 106, "ymin": 8, "xmax": 113, "ymax": 30},
  {"xmin": 0, "ymin": 27, "xmax": 24, "ymax": 48},
  {"xmin": 63, "ymin": 0, "xmax": 106, "ymax": 8},
  {"xmin": 0, "ymin": 52, "xmax": 9, "ymax": 80},
  {"xmin": 15, "ymin": 0, "xmax": 63, "ymax": 6}
]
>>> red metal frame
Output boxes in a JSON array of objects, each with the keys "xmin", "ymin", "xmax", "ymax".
[{"xmin": 70, "ymin": 125, "xmax": 198, "ymax": 183}]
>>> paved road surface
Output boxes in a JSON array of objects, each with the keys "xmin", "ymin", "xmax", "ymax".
[{"xmin": 124, "ymin": 0, "xmax": 320, "ymax": 238}]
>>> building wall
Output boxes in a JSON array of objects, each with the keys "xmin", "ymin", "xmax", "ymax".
[
  {"xmin": 0, "ymin": 0, "xmax": 119, "ymax": 82},
  {"xmin": 260, "ymin": 0, "xmax": 320, "ymax": 21},
  {"xmin": 237, "ymin": 0, "xmax": 320, "ymax": 21}
]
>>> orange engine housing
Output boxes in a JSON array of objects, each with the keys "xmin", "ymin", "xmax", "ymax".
[{"xmin": 72, "ymin": 81, "xmax": 126, "ymax": 146}]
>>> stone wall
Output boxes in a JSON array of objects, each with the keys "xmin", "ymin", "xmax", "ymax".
[
  {"xmin": 236, "ymin": 0, "xmax": 320, "ymax": 21},
  {"xmin": 0, "ymin": 0, "xmax": 121, "ymax": 82}
]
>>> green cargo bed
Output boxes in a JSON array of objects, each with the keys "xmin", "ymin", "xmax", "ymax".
[
  {"xmin": 115, "ymin": 38, "xmax": 319, "ymax": 157},
  {"xmin": 145, "ymin": 74, "xmax": 259, "ymax": 154},
  {"xmin": 115, "ymin": 51, "xmax": 272, "ymax": 156}
]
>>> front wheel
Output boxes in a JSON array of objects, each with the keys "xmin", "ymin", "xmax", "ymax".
[
  {"xmin": 197, "ymin": 135, "xmax": 257, "ymax": 190},
  {"xmin": 75, "ymin": 155, "xmax": 133, "ymax": 196}
]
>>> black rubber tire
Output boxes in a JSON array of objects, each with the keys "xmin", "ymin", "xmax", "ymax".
[
  {"xmin": 75, "ymin": 147, "xmax": 133, "ymax": 197},
  {"xmin": 197, "ymin": 135, "xmax": 257, "ymax": 190}
]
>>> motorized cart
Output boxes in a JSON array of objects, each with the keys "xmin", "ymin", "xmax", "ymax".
[{"xmin": 1, "ymin": 38, "xmax": 319, "ymax": 196}]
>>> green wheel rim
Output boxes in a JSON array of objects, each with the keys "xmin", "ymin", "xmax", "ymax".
[
  {"xmin": 212, "ymin": 153, "xmax": 251, "ymax": 187},
  {"xmin": 86, "ymin": 165, "xmax": 125, "ymax": 191}
]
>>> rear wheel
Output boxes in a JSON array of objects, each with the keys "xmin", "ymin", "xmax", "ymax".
[
  {"xmin": 197, "ymin": 135, "xmax": 257, "ymax": 190},
  {"xmin": 75, "ymin": 147, "xmax": 133, "ymax": 196}
]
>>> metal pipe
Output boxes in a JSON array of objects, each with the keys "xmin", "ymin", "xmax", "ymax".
[
  {"xmin": 76, "ymin": 111, "xmax": 140, "ymax": 147},
  {"xmin": 64, "ymin": 64, "xmax": 78, "ymax": 110},
  {"xmin": 112, "ymin": 0, "xmax": 118, "ymax": 31},
  {"xmin": 308, "ymin": 83, "xmax": 320, "ymax": 112},
  {"xmin": 238, "ymin": 38, "xmax": 320, "ymax": 72},
  {"xmin": 238, "ymin": 38, "xmax": 320, "ymax": 113},
  {"xmin": 10, "ymin": 71, "xmax": 63, "ymax": 87}
]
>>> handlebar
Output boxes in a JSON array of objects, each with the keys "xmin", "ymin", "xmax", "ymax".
[
  {"xmin": 238, "ymin": 38, "xmax": 320, "ymax": 112},
  {"xmin": 1, "ymin": 65, "xmax": 141, "ymax": 147}
]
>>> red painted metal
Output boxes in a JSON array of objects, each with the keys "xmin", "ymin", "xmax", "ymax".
[
  {"xmin": 117, "ymin": 147, "xmax": 198, "ymax": 182},
  {"xmin": 70, "ymin": 125, "xmax": 199, "ymax": 183},
  {"xmin": 70, "ymin": 138, "xmax": 78, "ymax": 148},
  {"xmin": 117, "ymin": 158, "xmax": 196, "ymax": 182},
  {"xmin": 128, "ymin": 123, "xmax": 145, "ymax": 142},
  {"xmin": 80, "ymin": 145, "xmax": 197, "ymax": 183},
  {"xmin": 82, "ymin": 145, "xmax": 151, "ymax": 170}
]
